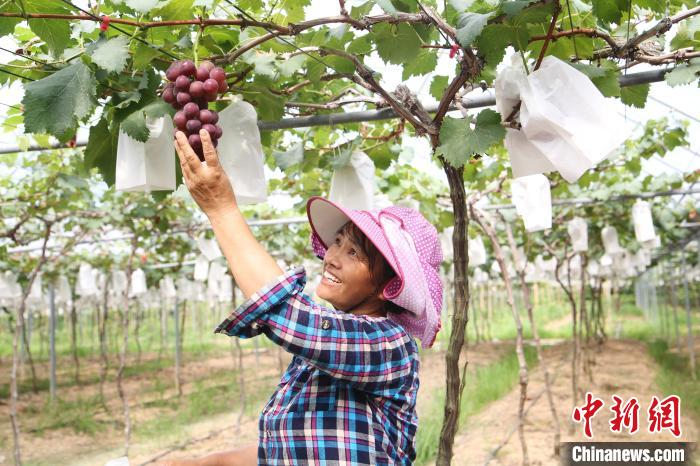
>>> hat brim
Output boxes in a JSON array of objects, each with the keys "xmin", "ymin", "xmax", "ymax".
[
  {"xmin": 306, "ymin": 197, "xmax": 400, "ymax": 279},
  {"xmin": 306, "ymin": 196, "xmax": 352, "ymax": 250}
]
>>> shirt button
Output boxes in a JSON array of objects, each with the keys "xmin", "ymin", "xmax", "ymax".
[
  {"xmin": 266, "ymin": 429, "xmax": 271, "ymax": 438},
  {"xmin": 321, "ymin": 319, "xmax": 331, "ymax": 330},
  {"xmin": 251, "ymin": 322, "xmax": 260, "ymax": 330}
]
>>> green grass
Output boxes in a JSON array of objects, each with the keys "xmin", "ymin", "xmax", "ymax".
[
  {"xmin": 415, "ymin": 346, "xmax": 537, "ymax": 466},
  {"xmin": 647, "ymin": 340, "xmax": 700, "ymax": 421}
]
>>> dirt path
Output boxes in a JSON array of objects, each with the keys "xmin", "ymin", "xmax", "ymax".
[
  {"xmin": 137, "ymin": 341, "xmax": 514, "ymax": 465},
  {"xmin": 447, "ymin": 339, "xmax": 700, "ymax": 466}
]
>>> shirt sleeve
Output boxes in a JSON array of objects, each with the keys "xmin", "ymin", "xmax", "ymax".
[{"xmin": 214, "ymin": 266, "xmax": 416, "ymax": 395}]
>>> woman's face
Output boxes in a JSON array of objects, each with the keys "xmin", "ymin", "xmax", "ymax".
[{"xmin": 316, "ymin": 229, "xmax": 384, "ymax": 314}]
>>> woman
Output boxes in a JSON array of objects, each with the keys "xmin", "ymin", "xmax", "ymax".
[{"xmin": 161, "ymin": 129, "xmax": 444, "ymax": 465}]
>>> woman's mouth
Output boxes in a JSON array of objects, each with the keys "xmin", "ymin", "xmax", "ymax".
[{"xmin": 322, "ymin": 270, "xmax": 342, "ymax": 286}]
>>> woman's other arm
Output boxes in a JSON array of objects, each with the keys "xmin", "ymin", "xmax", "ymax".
[{"xmin": 174, "ymin": 129, "xmax": 282, "ymax": 299}]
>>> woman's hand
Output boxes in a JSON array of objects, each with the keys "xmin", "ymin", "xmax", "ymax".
[{"xmin": 174, "ymin": 129, "xmax": 237, "ymax": 219}]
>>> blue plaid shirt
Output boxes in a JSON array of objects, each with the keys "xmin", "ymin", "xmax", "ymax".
[{"xmin": 215, "ymin": 266, "xmax": 420, "ymax": 465}]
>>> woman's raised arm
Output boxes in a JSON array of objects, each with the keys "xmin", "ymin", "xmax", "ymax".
[{"xmin": 173, "ymin": 129, "xmax": 283, "ymax": 299}]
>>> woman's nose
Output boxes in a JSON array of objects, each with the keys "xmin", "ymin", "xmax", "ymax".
[{"xmin": 324, "ymin": 246, "xmax": 341, "ymax": 269}]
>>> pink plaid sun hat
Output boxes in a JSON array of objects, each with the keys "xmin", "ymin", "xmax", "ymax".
[{"xmin": 306, "ymin": 196, "xmax": 444, "ymax": 349}]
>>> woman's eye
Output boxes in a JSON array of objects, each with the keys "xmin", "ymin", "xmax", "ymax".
[
  {"xmin": 349, "ymin": 249, "xmax": 357, "ymax": 256},
  {"xmin": 335, "ymin": 237, "xmax": 341, "ymax": 245}
]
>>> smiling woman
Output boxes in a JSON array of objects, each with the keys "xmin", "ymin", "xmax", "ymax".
[
  {"xmin": 316, "ymin": 221, "xmax": 402, "ymax": 318},
  {"xmin": 162, "ymin": 130, "xmax": 444, "ymax": 465}
]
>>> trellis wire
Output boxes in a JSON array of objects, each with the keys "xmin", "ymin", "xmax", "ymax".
[{"xmin": 0, "ymin": 68, "xmax": 675, "ymax": 155}]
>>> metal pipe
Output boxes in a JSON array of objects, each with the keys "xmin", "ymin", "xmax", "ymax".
[{"xmin": 0, "ymin": 68, "xmax": 671, "ymax": 155}]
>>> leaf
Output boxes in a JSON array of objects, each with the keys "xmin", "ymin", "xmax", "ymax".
[
  {"xmin": 436, "ymin": 117, "xmax": 471, "ymax": 168},
  {"xmin": 132, "ymin": 42, "xmax": 162, "ymax": 69},
  {"xmin": 277, "ymin": 55, "xmax": 307, "ymax": 77},
  {"xmin": 591, "ymin": 0, "xmax": 622, "ymax": 24},
  {"xmin": 374, "ymin": 23, "xmax": 421, "ymax": 65},
  {"xmin": 436, "ymin": 110, "xmax": 505, "ymax": 168},
  {"xmin": 430, "ymin": 75, "xmax": 449, "ymax": 101},
  {"xmin": 346, "ymin": 35, "xmax": 373, "ymax": 54},
  {"xmin": 90, "ymin": 36, "xmax": 130, "ymax": 74},
  {"xmin": 0, "ymin": 3, "xmax": 21, "ymax": 38},
  {"xmin": 25, "ymin": 0, "xmax": 71, "ymax": 57},
  {"xmin": 375, "ymin": 0, "xmax": 398, "ymax": 14},
  {"xmin": 402, "ymin": 49, "xmax": 438, "ymax": 80},
  {"xmin": 125, "ymin": 0, "xmax": 163, "ymax": 14},
  {"xmin": 620, "ymin": 83, "xmax": 649, "ymax": 108},
  {"xmin": 273, "ymin": 144, "xmax": 304, "ymax": 169},
  {"xmin": 84, "ymin": 118, "xmax": 118, "ymax": 186},
  {"xmin": 241, "ymin": 51, "xmax": 277, "ymax": 77},
  {"xmin": 664, "ymin": 59, "xmax": 700, "ymax": 87},
  {"xmin": 455, "ymin": 12, "xmax": 493, "ymax": 47},
  {"xmin": 119, "ymin": 100, "xmax": 173, "ymax": 142},
  {"xmin": 476, "ymin": 24, "xmax": 529, "ymax": 65},
  {"xmin": 23, "ymin": 62, "xmax": 96, "ymax": 138}
]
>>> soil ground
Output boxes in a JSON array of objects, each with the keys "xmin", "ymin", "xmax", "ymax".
[{"xmin": 2, "ymin": 336, "xmax": 698, "ymax": 465}]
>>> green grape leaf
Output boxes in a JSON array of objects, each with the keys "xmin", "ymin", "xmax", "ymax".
[
  {"xmin": 347, "ymin": 35, "xmax": 373, "ymax": 55},
  {"xmin": 664, "ymin": 59, "xmax": 700, "ymax": 87},
  {"xmin": 119, "ymin": 100, "xmax": 172, "ymax": 142},
  {"xmin": 591, "ymin": 0, "xmax": 622, "ymax": 24},
  {"xmin": 430, "ymin": 75, "xmax": 449, "ymax": 101},
  {"xmin": 374, "ymin": 23, "xmax": 421, "ymax": 65},
  {"xmin": 402, "ymin": 49, "xmax": 438, "ymax": 80},
  {"xmin": 476, "ymin": 24, "xmax": 529, "ymax": 65},
  {"xmin": 455, "ymin": 12, "xmax": 493, "ymax": 47},
  {"xmin": 84, "ymin": 118, "xmax": 118, "ymax": 186},
  {"xmin": 25, "ymin": 0, "xmax": 71, "ymax": 57},
  {"xmin": 90, "ymin": 36, "xmax": 130, "ymax": 74},
  {"xmin": 436, "ymin": 110, "xmax": 505, "ymax": 168},
  {"xmin": 620, "ymin": 83, "xmax": 649, "ymax": 108},
  {"xmin": 23, "ymin": 61, "xmax": 96, "ymax": 138},
  {"xmin": 273, "ymin": 144, "xmax": 304, "ymax": 169},
  {"xmin": 125, "ymin": 0, "xmax": 163, "ymax": 15},
  {"xmin": 277, "ymin": 55, "xmax": 307, "ymax": 77}
]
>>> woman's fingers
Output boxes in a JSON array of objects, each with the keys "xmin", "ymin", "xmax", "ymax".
[
  {"xmin": 175, "ymin": 131, "xmax": 200, "ymax": 174},
  {"xmin": 199, "ymin": 129, "xmax": 220, "ymax": 168}
]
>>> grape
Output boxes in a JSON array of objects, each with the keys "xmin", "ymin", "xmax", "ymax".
[
  {"xmin": 189, "ymin": 80, "xmax": 204, "ymax": 98},
  {"xmin": 175, "ymin": 75, "xmax": 191, "ymax": 90},
  {"xmin": 199, "ymin": 109, "xmax": 214, "ymax": 124},
  {"xmin": 196, "ymin": 66, "xmax": 210, "ymax": 82},
  {"xmin": 212, "ymin": 138, "xmax": 218, "ymax": 148},
  {"xmin": 203, "ymin": 78, "xmax": 218, "ymax": 93},
  {"xmin": 181, "ymin": 60, "xmax": 196, "ymax": 76},
  {"xmin": 176, "ymin": 92, "xmax": 191, "ymax": 105},
  {"xmin": 173, "ymin": 111, "xmax": 187, "ymax": 130},
  {"xmin": 166, "ymin": 62, "xmax": 180, "ymax": 81},
  {"xmin": 164, "ymin": 58, "xmax": 227, "ymax": 146},
  {"xmin": 210, "ymin": 67, "xmax": 226, "ymax": 83},
  {"xmin": 162, "ymin": 85, "xmax": 176, "ymax": 104},
  {"xmin": 183, "ymin": 102, "xmax": 199, "ymax": 119},
  {"xmin": 202, "ymin": 123, "xmax": 217, "ymax": 137},
  {"xmin": 200, "ymin": 60, "xmax": 215, "ymax": 71},
  {"xmin": 186, "ymin": 119, "xmax": 202, "ymax": 133}
]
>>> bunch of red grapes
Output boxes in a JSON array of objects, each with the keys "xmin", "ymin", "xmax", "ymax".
[{"xmin": 162, "ymin": 60, "xmax": 227, "ymax": 160}]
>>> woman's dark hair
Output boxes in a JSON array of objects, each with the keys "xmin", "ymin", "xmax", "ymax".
[{"xmin": 337, "ymin": 221, "xmax": 404, "ymax": 314}]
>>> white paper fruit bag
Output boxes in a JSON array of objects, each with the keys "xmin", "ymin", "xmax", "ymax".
[
  {"xmin": 217, "ymin": 99, "xmax": 267, "ymax": 205},
  {"xmin": 632, "ymin": 199, "xmax": 656, "ymax": 243},
  {"xmin": 495, "ymin": 55, "xmax": 630, "ymax": 182},
  {"xmin": 116, "ymin": 116, "xmax": 175, "ymax": 192},
  {"xmin": 567, "ymin": 217, "xmax": 589, "ymax": 252},
  {"xmin": 329, "ymin": 151, "xmax": 376, "ymax": 210},
  {"xmin": 511, "ymin": 174, "xmax": 552, "ymax": 232},
  {"xmin": 601, "ymin": 226, "xmax": 623, "ymax": 256}
]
